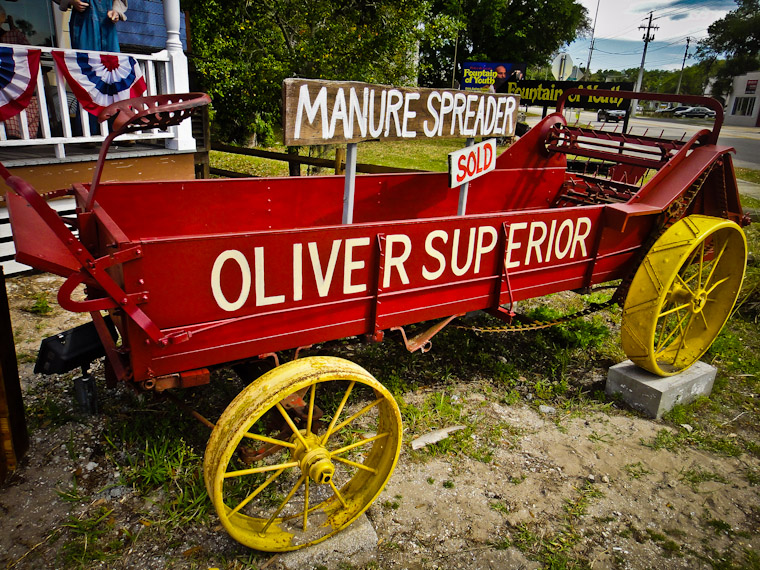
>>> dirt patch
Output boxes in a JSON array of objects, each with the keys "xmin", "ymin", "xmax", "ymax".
[{"xmin": 1, "ymin": 273, "xmax": 759, "ymax": 569}]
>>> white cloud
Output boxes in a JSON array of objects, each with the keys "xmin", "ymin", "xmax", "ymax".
[{"xmin": 567, "ymin": 0, "xmax": 733, "ymax": 71}]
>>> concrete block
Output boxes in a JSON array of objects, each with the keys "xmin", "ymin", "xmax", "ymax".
[
  {"xmin": 276, "ymin": 513, "xmax": 378, "ymax": 570},
  {"xmin": 606, "ymin": 360, "xmax": 716, "ymax": 419}
]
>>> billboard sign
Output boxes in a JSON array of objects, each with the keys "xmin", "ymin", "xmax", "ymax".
[
  {"xmin": 504, "ymin": 81, "xmax": 635, "ymax": 109},
  {"xmin": 461, "ymin": 62, "xmax": 527, "ymax": 92}
]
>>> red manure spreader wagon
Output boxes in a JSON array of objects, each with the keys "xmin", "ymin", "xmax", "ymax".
[{"xmin": 3, "ymin": 84, "xmax": 748, "ymax": 551}]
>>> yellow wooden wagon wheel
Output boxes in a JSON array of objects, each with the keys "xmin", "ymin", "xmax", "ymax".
[
  {"xmin": 203, "ymin": 356, "xmax": 402, "ymax": 551},
  {"xmin": 622, "ymin": 215, "xmax": 747, "ymax": 376}
]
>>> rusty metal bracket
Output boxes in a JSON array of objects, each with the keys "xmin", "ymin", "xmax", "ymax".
[
  {"xmin": 369, "ymin": 234, "xmax": 386, "ymax": 343},
  {"xmin": 498, "ymin": 222, "xmax": 517, "ymax": 313},
  {"xmin": 392, "ymin": 314, "xmax": 461, "ymax": 353}
]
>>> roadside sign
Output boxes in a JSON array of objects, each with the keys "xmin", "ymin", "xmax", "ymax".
[
  {"xmin": 551, "ymin": 53, "xmax": 573, "ymax": 81},
  {"xmin": 448, "ymin": 139, "xmax": 497, "ymax": 188},
  {"xmin": 282, "ymin": 79, "xmax": 520, "ymax": 145}
]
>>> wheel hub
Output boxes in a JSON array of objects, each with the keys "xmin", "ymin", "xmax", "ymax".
[
  {"xmin": 691, "ymin": 289, "xmax": 708, "ymax": 313},
  {"xmin": 291, "ymin": 432, "xmax": 335, "ymax": 484}
]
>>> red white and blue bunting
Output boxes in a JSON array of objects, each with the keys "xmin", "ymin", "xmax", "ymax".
[
  {"xmin": 0, "ymin": 46, "xmax": 41, "ymax": 121},
  {"xmin": 52, "ymin": 50, "xmax": 147, "ymax": 116}
]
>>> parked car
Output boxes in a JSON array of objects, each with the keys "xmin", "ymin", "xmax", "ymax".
[
  {"xmin": 597, "ymin": 108, "xmax": 626, "ymax": 122},
  {"xmin": 655, "ymin": 105, "xmax": 691, "ymax": 116},
  {"xmin": 674, "ymin": 106, "xmax": 716, "ymax": 118}
]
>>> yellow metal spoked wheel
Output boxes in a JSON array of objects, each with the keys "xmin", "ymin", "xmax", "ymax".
[
  {"xmin": 622, "ymin": 215, "xmax": 747, "ymax": 376},
  {"xmin": 203, "ymin": 356, "xmax": 402, "ymax": 551}
]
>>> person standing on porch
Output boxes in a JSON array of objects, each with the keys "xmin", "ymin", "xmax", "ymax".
[{"xmin": 53, "ymin": 0, "xmax": 128, "ymax": 52}]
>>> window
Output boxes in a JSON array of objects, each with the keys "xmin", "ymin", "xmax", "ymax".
[
  {"xmin": 732, "ymin": 97, "xmax": 756, "ymax": 117},
  {"xmin": 0, "ymin": 0, "xmax": 57, "ymax": 47},
  {"xmin": 747, "ymin": 80, "xmax": 758, "ymax": 95}
]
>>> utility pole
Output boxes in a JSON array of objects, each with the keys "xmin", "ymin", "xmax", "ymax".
[
  {"xmin": 451, "ymin": 31, "xmax": 459, "ymax": 89},
  {"xmin": 631, "ymin": 12, "xmax": 658, "ymax": 116},
  {"xmin": 585, "ymin": 0, "xmax": 601, "ymax": 80},
  {"xmin": 676, "ymin": 37, "xmax": 690, "ymax": 95}
]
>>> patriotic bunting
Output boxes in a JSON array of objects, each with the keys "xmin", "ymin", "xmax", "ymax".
[
  {"xmin": 52, "ymin": 50, "xmax": 147, "ymax": 116},
  {"xmin": 0, "ymin": 46, "xmax": 41, "ymax": 121}
]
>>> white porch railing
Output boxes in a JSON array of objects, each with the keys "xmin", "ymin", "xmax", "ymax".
[{"xmin": 0, "ymin": 45, "xmax": 182, "ymax": 159}]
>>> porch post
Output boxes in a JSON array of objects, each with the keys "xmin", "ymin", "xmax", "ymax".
[{"xmin": 163, "ymin": 0, "xmax": 196, "ymax": 151}]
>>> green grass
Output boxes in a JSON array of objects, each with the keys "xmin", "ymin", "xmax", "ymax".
[
  {"xmin": 210, "ymin": 136, "xmax": 478, "ymax": 178},
  {"xmin": 735, "ymin": 167, "xmax": 760, "ymax": 185}
]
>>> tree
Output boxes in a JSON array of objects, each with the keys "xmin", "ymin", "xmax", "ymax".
[
  {"xmin": 697, "ymin": 0, "xmax": 760, "ymax": 98},
  {"xmin": 183, "ymin": 0, "xmax": 430, "ymax": 143},
  {"xmin": 418, "ymin": 0, "xmax": 590, "ymax": 87}
]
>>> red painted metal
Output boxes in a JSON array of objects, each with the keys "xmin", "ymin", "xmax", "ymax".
[{"xmin": 3, "ymin": 90, "xmax": 746, "ymax": 385}]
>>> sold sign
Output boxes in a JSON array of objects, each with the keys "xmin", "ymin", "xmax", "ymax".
[{"xmin": 447, "ymin": 139, "xmax": 497, "ymax": 188}]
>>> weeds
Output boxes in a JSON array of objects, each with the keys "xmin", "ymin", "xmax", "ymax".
[
  {"xmin": 623, "ymin": 462, "xmax": 652, "ymax": 479},
  {"xmin": 26, "ymin": 292, "xmax": 53, "ymax": 315},
  {"xmin": 678, "ymin": 466, "xmax": 728, "ymax": 492},
  {"xmin": 59, "ymin": 506, "xmax": 124, "ymax": 567},
  {"xmin": 494, "ymin": 480, "xmax": 604, "ymax": 568}
]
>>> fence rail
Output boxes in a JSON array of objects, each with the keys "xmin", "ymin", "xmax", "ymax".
[
  {"xmin": 211, "ymin": 143, "xmax": 428, "ymax": 176},
  {"xmin": 0, "ymin": 44, "xmax": 174, "ymax": 160}
]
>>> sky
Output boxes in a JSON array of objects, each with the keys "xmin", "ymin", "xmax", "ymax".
[{"xmin": 566, "ymin": 0, "xmax": 737, "ymax": 75}]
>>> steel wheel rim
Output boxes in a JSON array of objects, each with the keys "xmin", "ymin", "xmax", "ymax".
[
  {"xmin": 622, "ymin": 215, "xmax": 747, "ymax": 376},
  {"xmin": 203, "ymin": 356, "xmax": 402, "ymax": 551}
]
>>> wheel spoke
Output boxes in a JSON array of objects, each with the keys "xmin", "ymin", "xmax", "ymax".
[
  {"xmin": 242, "ymin": 432, "xmax": 296, "ymax": 449},
  {"xmin": 276, "ymin": 402, "xmax": 309, "ymax": 448},
  {"xmin": 655, "ymin": 310, "xmax": 674, "ymax": 353},
  {"xmin": 261, "ymin": 473, "xmax": 307, "ymax": 533},
  {"xmin": 703, "ymin": 239, "xmax": 729, "ymax": 289},
  {"xmin": 329, "ymin": 479, "xmax": 347, "ymax": 509},
  {"xmin": 330, "ymin": 432, "xmax": 389, "ymax": 456},
  {"xmin": 303, "ymin": 478, "xmax": 310, "ymax": 532},
  {"xmin": 675, "ymin": 273, "xmax": 695, "ymax": 295},
  {"xmin": 330, "ymin": 397, "xmax": 384, "ymax": 437},
  {"xmin": 319, "ymin": 381, "xmax": 355, "ymax": 446},
  {"xmin": 224, "ymin": 460, "xmax": 300, "ymax": 479},
  {"xmin": 332, "ymin": 455, "xmax": 378, "ymax": 474},
  {"xmin": 307, "ymin": 384, "xmax": 317, "ymax": 436},
  {"xmin": 229, "ymin": 467, "xmax": 286, "ymax": 516},
  {"xmin": 705, "ymin": 276, "xmax": 730, "ymax": 296},
  {"xmin": 697, "ymin": 241, "xmax": 706, "ymax": 290},
  {"xmin": 658, "ymin": 302, "xmax": 690, "ymax": 319},
  {"xmin": 655, "ymin": 310, "xmax": 690, "ymax": 356},
  {"xmin": 682, "ymin": 248, "xmax": 703, "ymax": 286},
  {"xmin": 671, "ymin": 313, "xmax": 696, "ymax": 365}
]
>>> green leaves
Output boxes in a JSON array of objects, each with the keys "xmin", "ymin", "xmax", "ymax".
[{"xmin": 183, "ymin": 0, "xmax": 430, "ymax": 142}]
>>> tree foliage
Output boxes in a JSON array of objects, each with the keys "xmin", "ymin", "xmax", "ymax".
[
  {"xmin": 697, "ymin": 0, "xmax": 760, "ymax": 98},
  {"xmin": 418, "ymin": 0, "xmax": 590, "ymax": 87},
  {"xmin": 183, "ymin": 0, "xmax": 429, "ymax": 143},
  {"xmin": 183, "ymin": 0, "xmax": 590, "ymax": 142},
  {"xmin": 589, "ymin": 61, "xmax": 722, "ymax": 97}
]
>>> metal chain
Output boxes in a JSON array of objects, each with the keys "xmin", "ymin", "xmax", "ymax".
[
  {"xmin": 455, "ymin": 295, "xmax": 617, "ymax": 333},
  {"xmin": 456, "ymin": 164, "xmax": 714, "ymax": 334}
]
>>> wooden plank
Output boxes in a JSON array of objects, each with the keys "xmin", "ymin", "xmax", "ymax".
[
  {"xmin": 283, "ymin": 79, "xmax": 520, "ymax": 146},
  {"xmin": 0, "ymin": 267, "xmax": 28, "ymax": 481}
]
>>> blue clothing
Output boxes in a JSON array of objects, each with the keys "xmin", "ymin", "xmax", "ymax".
[{"xmin": 70, "ymin": 0, "xmax": 120, "ymax": 53}]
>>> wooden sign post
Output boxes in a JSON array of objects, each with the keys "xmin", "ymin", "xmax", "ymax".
[
  {"xmin": 0, "ymin": 267, "xmax": 28, "ymax": 481},
  {"xmin": 282, "ymin": 79, "xmax": 520, "ymax": 223}
]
